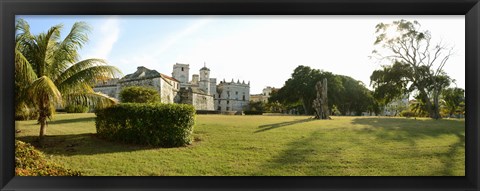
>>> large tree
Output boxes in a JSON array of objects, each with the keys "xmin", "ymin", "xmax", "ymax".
[
  {"xmin": 15, "ymin": 19, "xmax": 122, "ymax": 140},
  {"xmin": 370, "ymin": 20, "xmax": 453, "ymax": 119}
]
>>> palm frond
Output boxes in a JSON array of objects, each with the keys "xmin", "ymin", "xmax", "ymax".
[
  {"xmin": 33, "ymin": 24, "xmax": 63, "ymax": 76},
  {"xmin": 56, "ymin": 60, "xmax": 122, "ymax": 91},
  {"xmin": 27, "ymin": 76, "xmax": 63, "ymax": 108},
  {"xmin": 15, "ymin": 49, "xmax": 38, "ymax": 83},
  {"xmin": 54, "ymin": 58, "xmax": 106, "ymax": 84},
  {"xmin": 63, "ymin": 92, "xmax": 118, "ymax": 109},
  {"xmin": 49, "ymin": 22, "xmax": 92, "ymax": 78},
  {"xmin": 15, "ymin": 18, "xmax": 33, "ymax": 44}
]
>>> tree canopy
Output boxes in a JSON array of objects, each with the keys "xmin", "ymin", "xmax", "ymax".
[
  {"xmin": 120, "ymin": 86, "xmax": 161, "ymax": 103},
  {"xmin": 370, "ymin": 19, "xmax": 453, "ymax": 119}
]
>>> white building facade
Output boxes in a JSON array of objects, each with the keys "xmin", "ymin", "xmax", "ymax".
[{"xmin": 215, "ymin": 79, "xmax": 250, "ymax": 112}]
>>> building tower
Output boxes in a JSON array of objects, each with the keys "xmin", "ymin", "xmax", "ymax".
[
  {"xmin": 172, "ymin": 63, "xmax": 190, "ymax": 86},
  {"xmin": 199, "ymin": 62, "xmax": 211, "ymax": 94}
]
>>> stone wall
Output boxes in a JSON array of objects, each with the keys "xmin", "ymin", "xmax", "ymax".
[
  {"xmin": 93, "ymin": 85, "xmax": 119, "ymax": 99},
  {"xmin": 178, "ymin": 87, "xmax": 214, "ymax": 110},
  {"xmin": 192, "ymin": 93, "xmax": 214, "ymax": 110}
]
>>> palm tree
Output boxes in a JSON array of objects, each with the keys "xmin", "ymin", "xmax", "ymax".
[{"xmin": 15, "ymin": 18, "xmax": 122, "ymax": 140}]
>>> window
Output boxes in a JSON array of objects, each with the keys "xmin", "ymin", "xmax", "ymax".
[
  {"xmin": 227, "ymin": 101, "xmax": 230, "ymax": 104},
  {"xmin": 243, "ymin": 95, "xmax": 245, "ymax": 101},
  {"xmin": 181, "ymin": 67, "xmax": 184, "ymax": 71},
  {"xmin": 218, "ymin": 100, "xmax": 221, "ymax": 104},
  {"xmin": 236, "ymin": 91, "xmax": 238, "ymax": 95},
  {"xmin": 218, "ymin": 94, "xmax": 221, "ymax": 98},
  {"xmin": 217, "ymin": 106, "xmax": 221, "ymax": 111},
  {"xmin": 226, "ymin": 107, "xmax": 230, "ymax": 111}
]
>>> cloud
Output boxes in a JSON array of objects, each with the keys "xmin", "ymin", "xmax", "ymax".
[
  {"xmin": 80, "ymin": 17, "xmax": 120, "ymax": 61},
  {"xmin": 154, "ymin": 18, "xmax": 211, "ymax": 57},
  {"xmin": 111, "ymin": 18, "xmax": 211, "ymax": 74}
]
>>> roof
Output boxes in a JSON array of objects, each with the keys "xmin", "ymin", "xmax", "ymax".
[
  {"xmin": 121, "ymin": 66, "xmax": 160, "ymax": 80},
  {"xmin": 200, "ymin": 66, "xmax": 210, "ymax": 71},
  {"xmin": 160, "ymin": 73, "xmax": 179, "ymax": 82},
  {"xmin": 120, "ymin": 67, "xmax": 179, "ymax": 88}
]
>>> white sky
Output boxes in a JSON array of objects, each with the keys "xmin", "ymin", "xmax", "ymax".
[{"xmin": 20, "ymin": 15, "xmax": 465, "ymax": 94}]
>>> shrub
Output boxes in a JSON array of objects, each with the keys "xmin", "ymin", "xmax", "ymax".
[
  {"xmin": 65, "ymin": 104, "xmax": 89, "ymax": 113},
  {"xmin": 15, "ymin": 140, "xmax": 82, "ymax": 176},
  {"xmin": 400, "ymin": 110, "xmax": 416, "ymax": 118},
  {"xmin": 95, "ymin": 103, "xmax": 196, "ymax": 147},
  {"xmin": 119, "ymin": 86, "xmax": 160, "ymax": 103},
  {"xmin": 244, "ymin": 110, "xmax": 263, "ymax": 115}
]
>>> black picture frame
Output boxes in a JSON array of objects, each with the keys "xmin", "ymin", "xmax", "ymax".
[{"xmin": 1, "ymin": 0, "xmax": 478, "ymax": 190}]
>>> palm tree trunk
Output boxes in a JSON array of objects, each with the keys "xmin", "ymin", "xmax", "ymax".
[{"xmin": 39, "ymin": 118, "xmax": 46, "ymax": 138}]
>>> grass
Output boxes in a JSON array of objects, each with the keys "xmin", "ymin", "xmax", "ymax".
[{"xmin": 15, "ymin": 113, "xmax": 465, "ymax": 176}]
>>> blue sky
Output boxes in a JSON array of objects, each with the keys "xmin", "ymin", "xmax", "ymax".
[{"xmin": 18, "ymin": 15, "xmax": 465, "ymax": 94}]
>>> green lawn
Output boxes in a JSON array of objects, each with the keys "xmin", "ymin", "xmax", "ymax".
[{"xmin": 15, "ymin": 113, "xmax": 465, "ymax": 176}]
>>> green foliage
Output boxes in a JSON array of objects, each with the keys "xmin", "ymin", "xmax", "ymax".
[
  {"xmin": 119, "ymin": 86, "xmax": 161, "ymax": 103},
  {"xmin": 244, "ymin": 110, "xmax": 264, "ymax": 115},
  {"xmin": 370, "ymin": 61, "xmax": 411, "ymax": 104},
  {"xmin": 95, "ymin": 103, "xmax": 196, "ymax": 147},
  {"xmin": 248, "ymin": 101, "xmax": 266, "ymax": 112},
  {"xmin": 65, "ymin": 104, "xmax": 89, "ymax": 113},
  {"xmin": 400, "ymin": 110, "xmax": 416, "ymax": 118},
  {"xmin": 441, "ymin": 87, "xmax": 465, "ymax": 116},
  {"xmin": 15, "ymin": 140, "xmax": 82, "ymax": 176}
]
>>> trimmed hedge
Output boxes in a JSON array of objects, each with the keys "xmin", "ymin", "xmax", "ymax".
[
  {"xmin": 15, "ymin": 140, "xmax": 82, "ymax": 176},
  {"xmin": 244, "ymin": 110, "xmax": 263, "ymax": 115},
  {"xmin": 95, "ymin": 103, "xmax": 196, "ymax": 147}
]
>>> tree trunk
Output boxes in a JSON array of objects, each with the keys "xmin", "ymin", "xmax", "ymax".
[
  {"xmin": 39, "ymin": 119, "xmax": 46, "ymax": 138},
  {"xmin": 301, "ymin": 98, "xmax": 309, "ymax": 115},
  {"xmin": 37, "ymin": 112, "xmax": 47, "ymax": 145},
  {"xmin": 432, "ymin": 90, "xmax": 442, "ymax": 120}
]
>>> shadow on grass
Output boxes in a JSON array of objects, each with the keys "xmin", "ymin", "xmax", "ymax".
[
  {"xmin": 16, "ymin": 133, "xmax": 160, "ymax": 156},
  {"xmin": 439, "ymin": 133, "xmax": 465, "ymax": 175},
  {"xmin": 255, "ymin": 118, "xmax": 314, "ymax": 133},
  {"xmin": 251, "ymin": 130, "xmax": 337, "ymax": 175},
  {"xmin": 47, "ymin": 116, "xmax": 96, "ymax": 125},
  {"xmin": 253, "ymin": 117, "xmax": 465, "ymax": 176},
  {"xmin": 351, "ymin": 118, "xmax": 465, "ymax": 141},
  {"xmin": 351, "ymin": 117, "xmax": 465, "ymax": 175}
]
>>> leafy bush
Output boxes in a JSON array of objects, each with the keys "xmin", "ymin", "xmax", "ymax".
[
  {"xmin": 244, "ymin": 110, "xmax": 263, "ymax": 115},
  {"xmin": 15, "ymin": 140, "xmax": 82, "ymax": 176},
  {"xmin": 400, "ymin": 110, "xmax": 416, "ymax": 118},
  {"xmin": 119, "ymin": 86, "xmax": 161, "ymax": 103},
  {"xmin": 95, "ymin": 103, "xmax": 196, "ymax": 147},
  {"xmin": 65, "ymin": 104, "xmax": 89, "ymax": 113}
]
